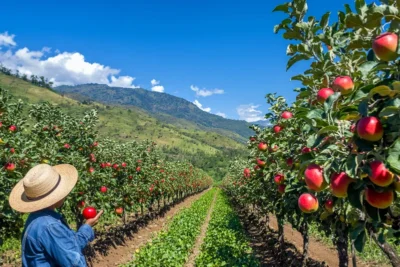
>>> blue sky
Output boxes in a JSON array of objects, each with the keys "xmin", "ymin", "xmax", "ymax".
[{"xmin": 0, "ymin": 0, "xmax": 367, "ymax": 121}]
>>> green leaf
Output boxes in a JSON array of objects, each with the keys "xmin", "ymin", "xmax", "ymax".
[
  {"xmin": 347, "ymin": 183, "xmax": 364, "ymax": 210},
  {"xmin": 358, "ymin": 61, "xmax": 379, "ymax": 78},
  {"xmin": 380, "ymin": 106, "xmax": 399, "ymax": 117},
  {"xmin": 317, "ymin": 126, "xmax": 338, "ymax": 135},
  {"xmin": 388, "ymin": 138, "xmax": 400, "ymax": 174},
  {"xmin": 365, "ymin": 202, "xmax": 380, "ymax": 221},
  {"xmin": 324, "ymin": 92, "xmax": 341, "ymax": 113},
  {"xmin": 273, "ymin": 3, "xmax": 291, "ymax": 13},
  {"xmin": 354, "ymin": 229, "xmax": 366, "ymax": 252},
  {"xmin": 358, "ymin": 100, "xmax": 369, "ymax": 117},
  {"xmin": 320, "ymin": 12, "xmax": 330, "ymax": 29},
  {"xmin": 306, "ymin": 109, "xmax": 324, "ymax": 120},
  {"xmin": 286, "ymin": 54, "xmax": 310, "ymax": 71},
  {"xmin": 368, "ymin": 85, "xmax": 393, "ymax": 97}
]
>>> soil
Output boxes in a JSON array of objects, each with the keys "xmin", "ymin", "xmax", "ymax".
[
  {"xmin": 184, "ymin": 191, "xmax": 217, "ymax": 267},
  {"xmin": 235, "ymin": 204, "xmax": 384, "ymax": 267},
  {"xmin": 89, "ymin": 190, "xmax": 209, "ymax": 267}
]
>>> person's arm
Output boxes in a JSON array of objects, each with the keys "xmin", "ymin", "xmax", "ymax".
[{"xmin": 40, "ymin": 222, "xmax": 94, "ymax": 266}]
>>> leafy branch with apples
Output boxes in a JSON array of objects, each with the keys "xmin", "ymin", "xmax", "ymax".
[{"xmin": 223, "ymin": 0, "xmax": 400, "ymax": 266}]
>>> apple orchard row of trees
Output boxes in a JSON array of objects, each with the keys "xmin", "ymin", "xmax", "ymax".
[
  {"xmin": 0, "ymin": 87, "xmax": 212, "ymax": 245},
  {"xmin": 223, "ymin": 1, "xmax": 400, "ymax": 267}
]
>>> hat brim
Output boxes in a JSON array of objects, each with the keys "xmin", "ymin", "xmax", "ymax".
[{"xmin": 9, "ymin": 164, "xmax": 78, "ymax": 213}]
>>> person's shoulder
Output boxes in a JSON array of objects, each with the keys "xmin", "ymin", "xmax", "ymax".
[{"xmin": 28, "ymin": 210, "xmax": 62, "ymax": 231}]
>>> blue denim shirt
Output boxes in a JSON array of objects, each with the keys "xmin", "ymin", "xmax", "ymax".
[{"xmin": 21, "ymin": 209, "xmax": 94, "ymax": 267}]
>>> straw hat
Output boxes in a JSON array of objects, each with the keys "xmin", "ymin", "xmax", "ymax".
[{"xmin": 9, "ymin": 164, "xmax": 78, "ymax": 213}]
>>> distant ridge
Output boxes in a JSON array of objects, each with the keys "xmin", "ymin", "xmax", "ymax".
[{"xmin": 55, "ymin": 83, "xmax": 253, "ymax": 142}]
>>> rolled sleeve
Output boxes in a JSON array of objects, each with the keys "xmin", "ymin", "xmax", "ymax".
[
  {"xmin": 40, "ymin": 223, "xmax": 89, "ymax": 266},
  {"xmin": 75, "ymin": 224, "xmax": 95, "ymax": 250}
]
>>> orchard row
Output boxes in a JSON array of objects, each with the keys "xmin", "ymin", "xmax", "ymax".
[
  {"xmin": 0, "ymin": 87, "xmax": 212, "ymax": 242},
  {"xmin": 224, "ymin": 1, "xmax": 400, "ymax": 266}
]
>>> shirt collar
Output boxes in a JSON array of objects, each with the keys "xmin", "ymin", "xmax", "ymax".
[{"xmin": 33, "ymin": 209, "xmax": 62, "ymax": 219}]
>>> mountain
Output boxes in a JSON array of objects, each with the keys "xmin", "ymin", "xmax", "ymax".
[
  {"xmin": 252, "ymin": 120, "xmax": 271, "ymax": 127},
  {"xmin": 0, "ymin": 72, "xmax": 246, "ymax": 179},
  {"xmin": 55, "ymin": 84, "xmax": 253, "ymax": 142}
]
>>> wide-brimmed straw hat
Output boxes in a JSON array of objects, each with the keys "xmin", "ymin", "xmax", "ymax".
[{"xmin": 9, "ymin": 164, "xmax": 78, "ymax": 213}]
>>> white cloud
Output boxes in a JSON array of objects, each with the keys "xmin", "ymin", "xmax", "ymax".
[
  {"xmin": 216, "ymin": 112, "xmax": 226, "ymax": 118},
  {"xmin": 151, "ymin": 79, "xmax": 159, "ymax": 86},
  {"xmin": 190, "ymin": 85, "xmax": 224, "ymax": 97},
  {"xmin": 150, "ymin": 79, "xmax": 164, "ymax": 92},
  {"xmin": 236, "ymin": 104, "xmax": 266, "ymax": 122},
  {"xmin": 0, "ymin": 32, "xmax": 16, "ymax": 47},
  {"xmin": 193, "ymin": 100, "xmax": 211, "ymax": 112},
  {"xmin": 0, "ymin": 32, "xmax": 138, "ymax": 88}
]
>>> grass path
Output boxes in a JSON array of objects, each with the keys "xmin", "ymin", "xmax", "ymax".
[{"xmin": 184, "ymin": 192, "xmax": 217, "ymax": 267}]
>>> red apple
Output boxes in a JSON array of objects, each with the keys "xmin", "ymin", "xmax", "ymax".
[
  {"xmin": 88, "ymin": 167, "xmax": 95, "ymax": 174},
  {"xmin": 317, "ymin": 88, "xmax": 334, "ymax": 103},
  {"xmin": 243, "ymin": 168, "xmax": 251, "ymax": 178},
  {"xmin": 106, "ymin": 162, "xmax": 112, "ymax": 167},
  {"xmin": 298, "ymin": 193, "xmax": 319, "ymax": 213},
  {"xmin": 301, "ymin": 147, "xmax": 312, "ymax": 154},
  {"xmin": 350, "ymin": 124, "xmax": 356, "ymax": 133},
  {"xmin": 121, "ymin": 162, "xmax": 127, "ymax": 168},
  {"xmin": 253, "ymin": 165, "xmax": 260, "ymax": 171},
  {"xmin": 8, "ymin": 125, "xmax": 17, "ymax": 132},
  {"xmin": 129, "ymin": 175, "xmax": 133, "ymax": 180},
  {"xmin": 100, "ymin": 162, "xmax": 107, "ymax": 168},
  {"xmin": 115, "ymin": 207, "xmax": 124, "ymax": 215},
  {"xmin": 325, "ymin": 199, "xmax": 334, "ymax": 213},
  {"xmin": 274, "ymin": 174, "xmax": 285, "ymax": 185},
  {"xmin": 369, "ymin": 161, "xmax": 393, "ymax": 187},
  {"xmin": 113, "ymin": 163, "xmax": 119, "ymax": 170},
  {"xmin": 258, "ymin": 142, "xmax": 268, "ymax": 152},
  {"xmin": 357, "ymin": 116, "xmax": 384, "ymax": 142},
  {"xmin": 250, "ymin": 137, "xmax": 256, "ymax": 142},
  {"xmin": 92, "ymin": 141, "xmax": 99, "ymax": 147},
  {"xmin": 281, "ymin": 111, "xmax": 293, "ymax": 119},
  {"xmin": 82, "ymin": 207, "xmax": 97, "ymax": 219},
  {"xmin": 256, "ymin": 158, "xmax": 266, "ymax": 168},
  {"xmin": 269, "ymin": 145, "xmax": 278, "ymax": 152},
  {"xmin": 100, "ymin": 186, "xmax": 107, "ymax": 193},
  {"xmin": 5, "ymin": 162, "xmax": 16, "ymax": 172},
  {"xmin": 286, "ymin": 158, "xmax": 293, "ymax": 167},
  {"xmin": 273, "ymin": 125, "xmax": 283, "ymax": 134},
  {"xmin": 278, "ymin": 184, "xmax": 286, "ymax": 195},
  {"xmin": 9, "ymin": 148, "xmax": 15, "ymax": 154},
  {"xmin": 77, "ymin": 201, "xmax": 85, "ymax": 209},
  {"xmin": 136, "ymin": 166, "xmax": 141, "ymax": 172},
  {"xmin": 332, "ymin": 76, "xmax": 354, "ymax": 95},
  {"xmin": 330, "ymin": 172, "xmax": 353, "ymax": 198},
  {"xmin": 63, "ymin": 144, "xmax": 71, "ymax": 149},
  {"xmin": 304, "ymin": 164, "xmax": 327, "ymax": 192},
  {"xmin": 365, "ymin": 188, "xmax": 394, "ymax": 209},
  {"xmin": 372, "ymin": 32, "xmax": 398, "ymax": 61}
]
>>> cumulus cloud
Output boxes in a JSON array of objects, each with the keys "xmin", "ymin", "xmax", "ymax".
[
  {"xmin": 0, "ymin": 32, "xmax": 139, "ymax": 88},
  {"xmin": 0, "ymin": 32, "xmax": 16, "ymax": 47},
  {"xmin": 193, "ymin": 99, "xmax": 211, "ymax": 112},
  {"xmin": 216, "ymin": 112, "xmax": 226, "ymax": 118},
  {"xmin": 150, "ymin": 79, "xmax": 165, "ymax": 92},
  {"xmin": 190, "ymin": 85, "xmax": 224, "ymax": 97},
  {"xmin": 236, "ymin": 104, "xmax": 266, "ymax": 122}
]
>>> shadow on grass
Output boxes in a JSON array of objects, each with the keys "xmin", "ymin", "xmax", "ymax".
[{"xmin": 232, "ymin": 202, "xmax": 328, "ymax": 267}]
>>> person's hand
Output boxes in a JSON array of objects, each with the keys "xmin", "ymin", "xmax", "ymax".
[{"xmin": 85, "ymin": 210, "xmax": 103, "ymax": 227}]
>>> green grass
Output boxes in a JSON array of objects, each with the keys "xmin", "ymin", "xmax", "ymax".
[
  {"xmin": 195, "ymin": 189, "xmax": 259, "ymax": 267},
  {"xmin": 308, "ymin": 223, "xmax": 398, "ymax": 266},
  {"xmin": 123, "ymin": 189, "xmax": 216, "ymax": 267}
]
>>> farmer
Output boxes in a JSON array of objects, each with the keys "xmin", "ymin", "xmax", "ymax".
[{"xmin": 8, "ymin": 164, "xmax": 103, "ymax": 266}]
